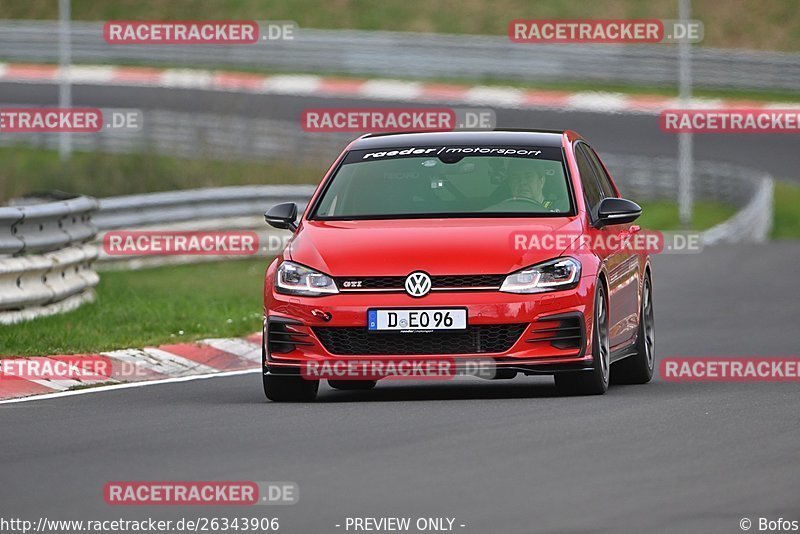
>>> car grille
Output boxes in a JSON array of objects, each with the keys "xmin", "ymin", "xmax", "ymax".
[
  {"xmin": 335, "ymin": 274, "xmax": 505, "ymax": 292},
  {"xmin": 312, "ymin": 324, "xmax": 526, "ymax": 355}
]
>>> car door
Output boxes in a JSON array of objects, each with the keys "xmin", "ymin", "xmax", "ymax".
[
  {"xmin": 583, "ymin": 144, "xmax": 641, "ymax": 348},
  {"xmin": 574, "ymin": 143, "xmax": 637, "ymax": 350}
]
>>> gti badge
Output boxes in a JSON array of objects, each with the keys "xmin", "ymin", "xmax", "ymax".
[{"xmin": 404, "ymin": 271, "xmax": 432, "ymax": 297}]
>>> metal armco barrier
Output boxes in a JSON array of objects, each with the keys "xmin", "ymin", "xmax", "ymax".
[
  {"xmin": 1, "ymin": 21, "xmax": 799, "ymax": 91},
  {"xmin": 0, "ymin": 197, "xmax": 100, "ymax": 324}
]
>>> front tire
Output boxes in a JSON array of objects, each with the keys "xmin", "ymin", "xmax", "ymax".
[
  {"xmin": 555, "ymin": 283, "xmax": 610, "ymax": 396},
  {"xmin": 263, "ymin": 373, "xmax": 319, "ymax": 402},
  {"xmin": 611, "ymin": 272, "xmax": 655, "ymax": 384}
]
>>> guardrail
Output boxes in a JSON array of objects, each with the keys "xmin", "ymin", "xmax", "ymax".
[
  {"xmin": 603, "ymin": 155, "xmax": 774, "ymax": 245},
  {"xmin": 0, "ymin": 196, "xmax": 100, "ymax": 324},
  {"xmin": 1, "ymin": 20, "xmax": 799, "ymax": 91}
]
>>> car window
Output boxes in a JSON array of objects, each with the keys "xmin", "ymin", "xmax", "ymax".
[
  {"xmin": 584, "ymin": 145, "xmax": 617, "ymax": 198},
  {"xmin": 312, "ymin": 146, "xmax": 574, "ymax": 219},
  {"xmin": 574, "ymin": 144, "xmax": 603, "ymax": 217}
]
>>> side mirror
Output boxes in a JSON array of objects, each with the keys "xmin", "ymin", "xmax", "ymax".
[
  {"xmin": 265, "ymin": 202, "xmax": 298, "ymax": 232},
  {"xmin": 596, "ymin": 197, "xmax": 642, "ymax": 227}
]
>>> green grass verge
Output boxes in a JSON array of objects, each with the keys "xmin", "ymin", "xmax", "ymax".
[
  {"xmin": 772, "ymin": 181, "xmax": 800, "ymax": 239},
  {"xmin": 0, "ymin": 259, "xmax": 267, "ymax": 357},
  {"xmin": 2, "ymin": 0, "xmax": 800, "ymax": 52},
  {"xmin": 637, "ymin": 200, "xmax": 737, "ymax": 231},
  {"xmin": 0, "ymin": 146, "xmax": 323, "ymax": 202}
]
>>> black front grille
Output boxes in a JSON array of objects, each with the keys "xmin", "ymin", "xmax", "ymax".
[
  {"xmin": 526, "ymin": 314, "xmax": 585, "ymax": 350},
  {"xmin": 313, "ymin": 324, "xmax": 526, "ymax": 355},
  {"xmin": 431, "ymin": 274, "xmax": 505, "ymax": 288},
  {"xmin": 267, "ymin": 318, "xmax": 313, "ymax": 355},
  {"xmin": 335, "ymin": 274, "xmax": 504, "ymax": 291}
]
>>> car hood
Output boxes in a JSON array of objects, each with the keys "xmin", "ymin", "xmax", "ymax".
[{"xmin": 287, "ymin": 217, "xmax": 584, "ymax": 276}]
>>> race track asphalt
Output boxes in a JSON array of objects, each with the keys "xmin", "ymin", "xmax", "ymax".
[{"xmin": 1, "ymin": 243, "xmax": 799, "ymax": 534}]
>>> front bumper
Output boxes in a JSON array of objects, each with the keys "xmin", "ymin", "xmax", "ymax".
[{"xmin": 264, "ymin": 277, "xmax": 597, "ymax": 377}]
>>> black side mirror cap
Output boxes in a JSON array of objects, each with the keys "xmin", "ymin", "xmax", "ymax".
[
  {"xmin": 596, "ymin": 197, "xmax": 642, "ymax": 227},
  {"xmin": 264, "ymin": 202, "xmax": 298, "ymax": 232}
]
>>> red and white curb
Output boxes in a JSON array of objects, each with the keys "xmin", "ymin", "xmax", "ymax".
[
  {"xmin": 0, "ymin": 332, "xmax": 262, "ymax": 403},
  {"xmin": 1, "ymin": 62, "xmax": 797, "ymax": 115}
]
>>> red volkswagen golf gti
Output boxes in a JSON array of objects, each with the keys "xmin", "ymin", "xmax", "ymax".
[{"xmin": 262, "ymin": 130, "xmax": 654, "ymax": 401}]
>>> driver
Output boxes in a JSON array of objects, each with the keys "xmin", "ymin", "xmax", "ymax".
[{"xmin": 506, "ymin": 159, "xmax": 552, "ymax": 208}]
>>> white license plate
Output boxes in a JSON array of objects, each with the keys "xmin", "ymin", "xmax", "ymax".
[{"xmin": 368, "ymin": 308, "xmax": 467, "ymax": 332}]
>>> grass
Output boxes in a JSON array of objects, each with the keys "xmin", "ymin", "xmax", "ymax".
[
  {"xmin": 0, "ymin": 147, "xmax": 323, "ymax": 202},
  {"xmin": 0, "ymin": 259, "xmax": 268, "ymax": 357},
  {"xmin": 2, "ymin": 0, "xmax": 800, "ymax": 52},
  {"xmin": 637, "ymin": 200, "xmax": 737, "ymax": 231},
  {"xmin": 772, "ymin": 181, "xmax": 800, "ymax": 239}
]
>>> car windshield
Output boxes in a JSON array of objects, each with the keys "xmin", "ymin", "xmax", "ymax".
[{"xmin": 311, "ymin": 145, "xmax": 573, "ymax": 220}]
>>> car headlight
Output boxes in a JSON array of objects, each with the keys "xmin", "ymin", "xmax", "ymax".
[
  {"xmin": 275, "ymin": 261, "xmax": 339, "ymax": 296},
  {"xmin": 500, "ymin": 257, "xmax": 581, "ymax": 294}
]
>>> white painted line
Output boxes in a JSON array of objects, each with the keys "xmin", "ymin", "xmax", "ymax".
[
  {"xmin": 143, "ymin": 347, "xmax": 220, "ymax": 374},
  {"xmin": 764, "ymin": 102, "xmax": 800, "ymax": 110},
  {"xmin": 101, "ymin": 347, "xmax": 217, "ymax": 377},
  {"xmin": 677, "ymin": 97, "xmax": 726, "ymax": 110},
  {"xmin": 102, "ymin": 348, "xmax": 171, "ymax": 376},
  {"xmin": 64, "ymin": 65, "xmax": 116, "ymax": 84},
  {"xmin": 159, "ymin": 68, "xmax": 213, "ymax": 89},
  {"xmin": 23, "ymin": 377, "xmax": 80, "ymax": 391},
  {"xmin": 463, "ymin": 86, "xmax": 524, "ymax": 107},
  {"xmin": 566, "ymin": 92, "xmax": 631, "ymax": 113},
  {"xmin": 262, "ymin": 75, "xmax": 322, "ymax": 95},
  {"xmin": 359, "ymin": 79, "xmax": 422, "ymax": 100},
  {"xmin": 201, "ymin": 338, "xmax": 262, "ymax": 363},
  {"xmin": 0, "ymin": 368, "xmax": 259, "ymax": 405}
]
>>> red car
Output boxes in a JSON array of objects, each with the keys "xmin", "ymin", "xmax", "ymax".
[{"xmin": 262, "ymin": 130, "xmax": 654, "ymax": 401}]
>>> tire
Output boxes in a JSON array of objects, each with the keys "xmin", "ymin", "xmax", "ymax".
[
  {"xmin": 555, "ymin": 282, "xmax": 610, "ymax": 396},
  {"xmin": 263, "ymin": 372, "xmax": 319, "ymax": 402},
  {"xmin": 328, "ymin": 380, "xmax": 377, "ymax": 391},
  {"xmin": 611, "ymin": 272, "xmax": 655, "ymax": 384}
]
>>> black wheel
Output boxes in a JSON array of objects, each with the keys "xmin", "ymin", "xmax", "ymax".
[
  {"xmin": 555, "ymin": 282, "xmax": 610, "ymax": 396},
  {"xmin": 612, "ymin": 272, "xmax": 655, "ymax": 384},
  {"xmin": 263, "ymin": 372, "xmax": 319, "ymax": 402},
  {"xmin": 328, "ymin": 380, "xmax": 377, "ymax": 391}
]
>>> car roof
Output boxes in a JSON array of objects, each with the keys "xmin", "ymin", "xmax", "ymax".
[{"xmin": 349, "ymin": 129, "xmax": 567, "ymax": 150}]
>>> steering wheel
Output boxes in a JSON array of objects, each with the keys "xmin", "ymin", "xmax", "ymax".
[{"xmin": 494, "ymin": 197, "xmax": 546, "ymax": 208}]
